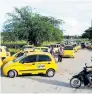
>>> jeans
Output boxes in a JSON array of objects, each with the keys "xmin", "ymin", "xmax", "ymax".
[
  {"xmin": 86, "ymin": 72, "xmax": 92, "ymax": 84},
  {"xmin": 58, "ymin": 55, "xmax": 62, "ymax": 62}
]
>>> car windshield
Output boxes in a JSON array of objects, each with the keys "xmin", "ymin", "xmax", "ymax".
[
  {"xmin": 13, "ymin": 54, "xmax": 26, "ymax": 62},
  {"xmin": 64, "ymin": 46, "xmax": 73, "ymax": 50}
]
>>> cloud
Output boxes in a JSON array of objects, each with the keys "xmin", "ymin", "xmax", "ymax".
[{"xmin": 0, "ymin": 0, "xmax": 92, "ymax": 35}]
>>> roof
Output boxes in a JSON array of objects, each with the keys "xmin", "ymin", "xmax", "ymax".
[
  {"xmin": 35, "ymin": 47, "xmax": 48, "ymax": 49},
  {"xmin": 26, "ymin": 52, "xmax": 51, "ymax": 56},
  {"xmin": 0, "ymin": 46, "xmax": 7, "ymax": 48}
]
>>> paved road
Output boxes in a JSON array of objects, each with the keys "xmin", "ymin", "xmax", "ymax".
[{"xmin": 0, "ymin": 49, "xmax": 92, "ymax": 93}]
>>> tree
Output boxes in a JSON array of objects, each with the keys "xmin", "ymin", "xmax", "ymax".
[
  {"xmin": 82, "ymin": 27, "xmax": 92, "ymax": 40},
  {"xmin": 1, "ymin": 32, "xmax": 16, "ymax": 42},
  {"xmin": 3, "ymin": 6, "xmax": 63, "ymax": 46}
]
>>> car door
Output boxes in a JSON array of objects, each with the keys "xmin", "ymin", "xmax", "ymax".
[
  {"xmin": 36, "ymin": 55, "xmax": 52, "ymax": 74},
  {"xmin": 19, "ymin": 55, "xmax": 38, "ymax": 74}
]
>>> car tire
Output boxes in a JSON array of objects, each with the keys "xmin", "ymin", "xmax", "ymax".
[
  {"xmin": 46, "ymin": 69, "xmax": 55, "ymax": 77},
  {"xmin": 8, "ymin": 70, "xmax": 17, "ymax": 78}
]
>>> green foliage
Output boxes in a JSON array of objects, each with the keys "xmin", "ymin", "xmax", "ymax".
[
  {"xmin": 1, "ymin": 41, "xmax": 27, "ymax": 49},
  {"xmin": 41, "ymin": 41, "xmax": 59, "ymax": 46},
  {"xmin": 1, "ymin": 40, "xmax": 27, "ymax": 44},
  {"xmin": 82, "ymin": 27, "xmax": 92, "ymax": 40},
  {"xmin": 2, "ymin": 6, "xmax": 63, "ymax": 46},
  {"xmin": 9, "ymin": 48, "xmax": 21, "ymax": 55}
]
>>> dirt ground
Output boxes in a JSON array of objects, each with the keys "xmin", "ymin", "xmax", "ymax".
[{"xmin": 0, "ymin": 49, "xmax": 92, "ymax": 93}]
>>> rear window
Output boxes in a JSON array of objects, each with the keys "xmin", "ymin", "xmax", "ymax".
[
  {"xmin": 35, "ymin": 48, "xmax": 40, "ymax": 50},
  {"xmin": 0, "ymin": 48, "xmax": 2, "ymax": 52},
  {"xmin": 5, "ymin": 48, "xmax": 9, "ymax": 52},
  {"xmin": 57, "ymin": 45, "xmax": 60, "ymax": 47},
  {"xmin": 72, "ymin": 45, "xmax": 76, "ymax": 47},
  {"xmin": 41, "ymin": 48, "xmax": 48, "ymax": 52},
  {"xmin": 38, "ymin": 55, "xmax": 51, "ymax": 62},
  {"xmin": 51, "ymin": 45, "xmax": 56, "ymax": 47},
  {"xmin": 64, "ymin": 46, "xmax": 73, "ymax": 50},
  {"xmin": 24, "ymin": 46, "xmax": 33, "ymax": 48}
]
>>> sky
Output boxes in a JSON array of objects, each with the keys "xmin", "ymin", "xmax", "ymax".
[{"xmin": 0, "ymin": 0, "xmax": 92, "ymax": 35}]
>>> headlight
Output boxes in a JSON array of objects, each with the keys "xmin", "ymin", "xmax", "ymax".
[
  {"xmin": 3, "ymin": 61, "xmax": 12, "ymax": 69},
  {"xmin": 3, "ymin": 63, "xmax": 8, "ymax": 69}
]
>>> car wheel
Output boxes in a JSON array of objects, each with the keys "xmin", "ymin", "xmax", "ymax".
[
  {"xmin": 46, "ymin": 69, "xmax": 55, "ymax": 77},
  {"xmin": 8, "ymin": 70, "xmax": 17, "ymax": 78}
]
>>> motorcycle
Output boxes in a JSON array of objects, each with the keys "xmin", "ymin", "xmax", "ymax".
[{"xmin": 70, "ymin": 60, "xmax": 92, "ymax": 88}]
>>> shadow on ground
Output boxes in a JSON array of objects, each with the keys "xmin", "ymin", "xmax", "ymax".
[
  {"xmin": 22, "ymin": 75, "xmax": 70, "ymax": 88},
  {"xmin": 20, "ymin": 74, "xmax": 92, "ymax": 90}
]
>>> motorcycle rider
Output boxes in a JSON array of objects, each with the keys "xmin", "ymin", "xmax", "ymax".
[
  {"xmin": 50, "ymin": 46, "xmax": 54, "ymax": 57},
  {"xmin": 86, "ymin": 66, "xmax": 92, "ymax": 87}
]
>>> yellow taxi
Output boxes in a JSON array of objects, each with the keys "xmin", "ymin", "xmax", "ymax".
[
  {"xmin": 2, "ymin": 51, "xmax": 25, "ymax": 66},
  {"xmin": 72, "ymin": 44, "xmax": 81, "ymax": 52},
  {"xmin": 0, "ymin": 46, "xmax": 11, "ymax": 60},
  {"xmin": 63, "ymin": 45, "xmax": 75, "ymax": 58},
  {"xmin": 22, "ymin": 45, "xmax": 34, "ymax": 52},
  {"xmin": 3, "ymin": 52, "xmax": 57, "ymax": 78},
  {"xmin": 0, "ymin": 58, "xmax": 3, "ymax": 68},
  {"xmin": 34, "ymin": 47, "xmax": 49, "ymax": 52},
  {"xmin": 74, "ymin": 45, "xmax": 81, "ymax": 52},
  {"xmin": 72, "ymin": 44, "xmax": 78, "ymax": 52},
  {"xmin": 76, "ymin": 45, "xmax": 81, "ymax": 50}
]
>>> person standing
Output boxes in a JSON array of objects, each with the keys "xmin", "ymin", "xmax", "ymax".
[
  {"xmin": 58, "ymin": 46, "xmax": 64, "ymax": 62},
  {"xmin": 50, "ymin": 47, "xmax": 55, "ymax": 57}
]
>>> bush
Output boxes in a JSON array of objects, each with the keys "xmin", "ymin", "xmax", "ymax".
[
  {"xmin": 1, "ymin": 41, "xmax": 27, "ymax": 49},
  {"xmin": 9, "ymin": 48, "xmax": 21, "ymax": 55},
  {"xmin": 42, "ymin": 41, "xmax": 59, "ymax": 46}
]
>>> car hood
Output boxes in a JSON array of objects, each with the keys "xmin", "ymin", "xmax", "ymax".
[{"xmin": 3, "ymin": 61, "xmax": 15, "ymax": 69}]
